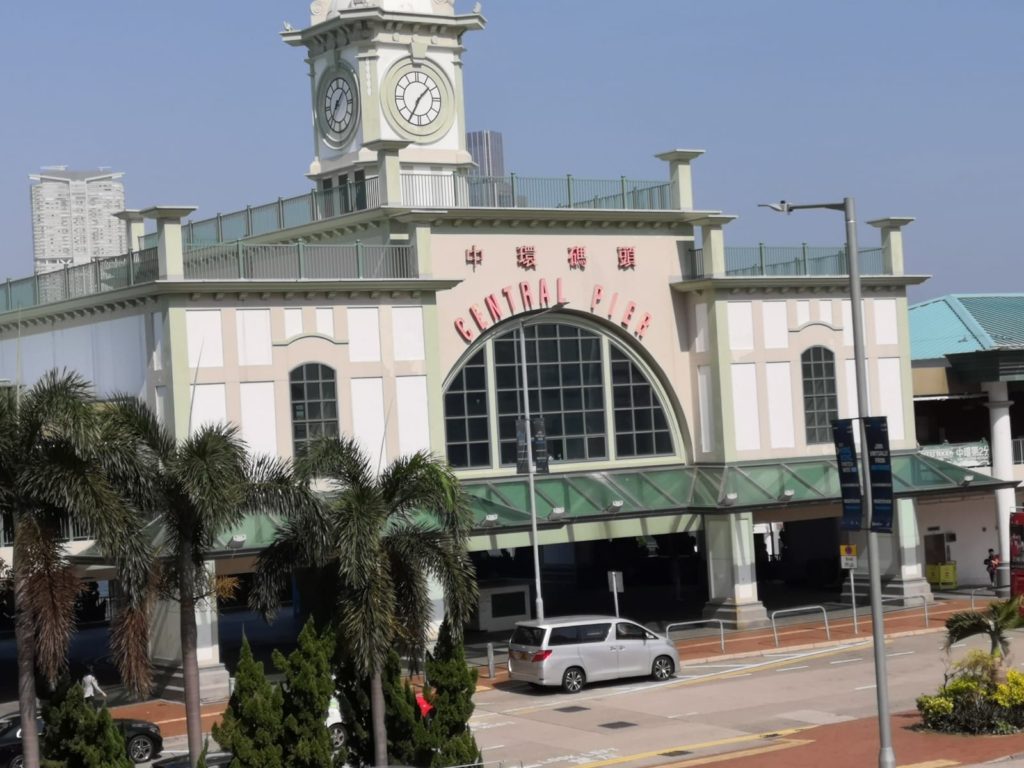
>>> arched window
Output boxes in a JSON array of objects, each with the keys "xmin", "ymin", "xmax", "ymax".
[
  {"xmin": 290, "ymin": 363, "xmax": 339, "ymax": 456},
  {"xmin": 801, "ymin": 346, "xmax": 838, "ymax": 444},
  {"xmin": 443, "ymin": 320, "xmax": 675, "ymax": 469}
]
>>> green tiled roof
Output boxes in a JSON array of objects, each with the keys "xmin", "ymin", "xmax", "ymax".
[{"xmin": 911, "ymin": 294, "xmax": 1024, "ymax": 360}]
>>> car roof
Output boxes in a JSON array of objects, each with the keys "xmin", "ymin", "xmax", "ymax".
[{"xmin": 515, "ymin": 615, "xmax": 634, "ymax": 629}]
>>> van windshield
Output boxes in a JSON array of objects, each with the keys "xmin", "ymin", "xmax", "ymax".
[{"xmin": 510, "ymin": 626, "xmax": 545, "ymax": 647}]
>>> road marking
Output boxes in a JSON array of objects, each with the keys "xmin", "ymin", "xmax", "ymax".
[
  {"xmin": 830, "ymin": 658, "xmax": 862, "ymax": 665},
  {"xmin": 655, "ymin": 739, "xmax": 813, "ymax": 768},
  {"xmin": 896, "ymin": 761, "xmax": 958, "ymax": 768},
  {"xmin": 573, "ymin": 728, "xmax": 809, "ymax": 768},
  {"xmin": 950, "ymin": 642, "xmax": 966, "ymax": 648},
  {"xmin": 887, "ymin": 651, "xmax": 915, "ymax": 658},
  {"xmin": 855, "ymin": 684, "xmax": 877, "ymax": 690},
  {"xmin": 775, "ymin": 665, "xmax": 809, "ymax": 672},
  {"xmin": 667, "ymin": 712, "xmax": 700, "ymax": 719},
  {"xmin": 487, "ymin": 745, "xmax": 505, "ymax": 750}
]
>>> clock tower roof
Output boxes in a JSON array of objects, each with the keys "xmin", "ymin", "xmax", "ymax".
[{"xmin": 308, "ymin": 0, "xmax": 465, "ymax": 26}]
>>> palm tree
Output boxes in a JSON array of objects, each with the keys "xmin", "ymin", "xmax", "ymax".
[
  {"xmin": 944, "ymin": 596, "xmax": 1024, "ymax": 659},
  {"xmin": 250, "ymin": 436, "xmax": 478, "ymax": 768},
  {"xmin": 0, "ymin": 371, "xmax": 154, "ymax": 768},
  {"xmin": 108, "ymin": 397, "xmax": 310, "ymax": 768}
]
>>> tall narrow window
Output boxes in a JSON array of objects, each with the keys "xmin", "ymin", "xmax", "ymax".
[
  {"xmin": 444, "ymin": 349, "xmax": 490, "ymax": 468},
  {"xmin": 801, "ymin": 346, "xmax": 838, "ymax": 444},
  {"xmin": 290, "ymin": 363, "xmax": 339, "ymax": 456}
]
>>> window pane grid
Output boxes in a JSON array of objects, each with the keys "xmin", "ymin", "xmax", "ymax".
[
  {"xmin": 290, "ymin": 363, "xmax": 339, "ymax": 457},
  {"xmin": 443, "ymin": 349, "xmax": 490, "ymax": 468},
  {"xmin": 610, "ymin": 347, "xmax": 674, "ymax": 458},
  {"xmin": 801, "ymin": 346, "xmax": 838, "ymax": 444}
]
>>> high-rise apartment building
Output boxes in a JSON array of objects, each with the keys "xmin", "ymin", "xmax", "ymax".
[
  {"xmin": 466, "ymin": 130, "xmax": 505, "ymax": 177},
  {"xmin": 29, "ymin": 167, "xmax": 127, "ymax": 274}
]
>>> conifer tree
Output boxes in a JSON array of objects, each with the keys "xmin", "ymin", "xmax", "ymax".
[
  {"xmin": 211, "ymin": 636, "xmax": 284, "ymax": 768},
  {"xmin": 275, "ymin": 619, "xmax": 335, "ymax": 768},
  {"xmin": 41, "ymin": 679, "xmax": 131, "ymax": 768},
  {"xmin": 422, "ymin": 618, "xmax": 481, "ymax": 768}
]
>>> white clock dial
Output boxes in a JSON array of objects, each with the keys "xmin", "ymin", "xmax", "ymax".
[
  {"xmin": 394, "ymin": 71, "xmax": 442, "ymax": 127},
  {"xmin": 324, "ymin": 77, "xmax": 354, "ymax": 134}
]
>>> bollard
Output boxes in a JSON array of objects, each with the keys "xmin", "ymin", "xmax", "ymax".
[{"xmin": 487, "ymin": 642, "xmax": 495, "ymax": 679}]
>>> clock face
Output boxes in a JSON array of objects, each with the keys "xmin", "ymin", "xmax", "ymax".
[
  {"xmin": 394, "ymin": 71, "xmax": 442, "ymax": 127},
  {"xmin": 323, "ymin": 77, "xmax": 354, "ymax": 134}
]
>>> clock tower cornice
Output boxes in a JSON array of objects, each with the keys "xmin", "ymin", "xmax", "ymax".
[{"xmin": 282, "ymin": 9, "xmax": 484, "ymax": 48}]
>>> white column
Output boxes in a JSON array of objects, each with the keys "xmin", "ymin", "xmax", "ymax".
[
  {"xmin": 985, "ymin": 381, "xmax": 1014, "ymax": 585},
  {"xmin": 702, "ymin": 512, "xmax": 768, "ymax": 628}
]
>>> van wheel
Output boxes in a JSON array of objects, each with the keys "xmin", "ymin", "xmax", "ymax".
[
  {"xmin": 652, "ymin": 655, "xmax": 675, "ymax": 681},
  {"xmin": 329, "ymin": 723, "xmax": 347, "ymax": 751},
  {"xmin": 562, "ymin": 666, "xmax": 586, "ymax": 693}
]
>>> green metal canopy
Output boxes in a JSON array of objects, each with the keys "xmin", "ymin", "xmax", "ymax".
[{"xmin": 465, "ymin": 452, "xmax": 1015, "ymax": 533}]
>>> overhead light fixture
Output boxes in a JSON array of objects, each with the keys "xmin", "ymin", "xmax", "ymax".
[
  {"xmin": 961, "ymin": 474, "xmax": 975, "ymax": 487},
  {"xmin": 603, "ymin": 499, "xmax": 624, "ymax": 514},
  {"xmin": 480, "ymin": 513, "xmax": 500, "ymax": 528},
  {"xmin": 780, "ymin": 488, "xmax": 795, "ymax": 501},
  {"xmin": 227, "ymin": 533, "xmax": 247, "ymax": 550},
  {"xmin": 548, "ymin": 507, "xmax": 566, "ymax": 521},
  {"xmin": 721, "ymin": 492, "xmax": 738, "ymax": 507}
]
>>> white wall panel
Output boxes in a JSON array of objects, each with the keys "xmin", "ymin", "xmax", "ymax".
[
  {"xmin": 351, "ymin": 377, "xmax": 386, "ymax": 470},
  {"xmin": 796, "ymin": 300, "xmax": 811, "ymax": 327},
  {"xmin": 877, "ymin": 357, "xmax": 906, "ymax": 441},
  {"xmin": 348, "ymin": 307, "xmax": 381, "ymax": 362},
  {"xmin": 151, "ymin": 312, "xmax": 164, "ymax": 371},
  {"xmin": 694, "ymin": 303, "xmax": 708, "ymax": 353},
  {"xmin": 843, "ymin": 359, "xmax": 860, "ymax": 419},
  {"xmin": 20, "ymin": 334, "xmax": 54, "ymax": 386},
  {"xmin": 765, "ymin": 362, "xmax": 795, "ymax": 449},
  {"xmin": 727, "ymin": 302, "xmax": 754, "ymax": 351},
  {"xmin": 874, "ymin": 299, "xmax": 898, "ymax": 345},
  {"xmin": 55, "ymin": 325, "xmax": 94, "ymax": 383},
  {"xmin": 396, "ymin": 376, "xmax": 430, "ymax": 455},
  {"xmin": 818, "ymin": 300, "xmax": 834, "ymax": 326},
  {"xmin": 697, "ymin": 365, "xmax": 715, "ymax": 453},
  {"xmin": 154, "ymin": 385, "xmax": 169, "ymax": 426},
  {"xmin": 236, "ymin": 309, "xmax": 272, "ymax": 366},
  {"xmin": 315, "ymin": 308, "xmax": 335, "ymax": 338},
  {"xmin": 240, "ymin": 382, "xmax": 278, "ymax": 456},
  {"xmin": 185, "ymin": 310, "xmax": 224, "ymax": 368},
  {"xmin": 393, "ymin": 307, "xmax": 425, "ymax": 361},
  {"xmin": 842, "ymin": 300, "xmax": 868, "ymax": 347},
  {"xmin": 730, "ymin": 363, "xmax": 761, "ymax": 451},
  {"xmin": 189, "ymin": 383, "xmax": 227, "ymax": 435},
  {"xmin": 762, "ymin": 302, "xmax": 788, "ymax": 349},
  {"xmin": 91, "ymin": 316, "xmax": 147, "ymax": 397},
  {"xmin": 283, "ymin": 308, "xmax": 303, "ymax": 338}
]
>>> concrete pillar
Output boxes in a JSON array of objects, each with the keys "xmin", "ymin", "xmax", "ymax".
[
  {"xmin": 697, "ymin": 215, "xmax": 734, "ymax": 277},
  {"xmin": 655, "ymin": 149, "xmax": 704, "ymax": 210},
  {"xmin": 366, "ymin": 139, "xmax": 410, "ymax": 207},
  {"xmin": 867, "ymin": 217, "xmax": 914, "ymax": 276},
  {"xmin": 114, "ymin": 209, "xmax": 146, "ymax": 252},
  {"xmin": 702, "ymin": 512, "xmax": 769, "ymax": 628},
  {"xmin": 140, "ymin": 206, "xmax": 196, "ymax": 280},
  {"xmin": 889, "ymin": 498, "xmax": 934, "ymax": 602},
  {"xmin": 985, "ymin": 380, "xmax": 1014, "ymax": 585},
  {"xmin": 148, "ymin": 561, "xmax": 229, "ymax": 702}
]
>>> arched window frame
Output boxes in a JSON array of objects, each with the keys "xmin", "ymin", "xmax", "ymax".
[
  {"xmin": 800, "ymin": 345, "xmax": 839, "ymax": 444},
  {"xmin": 289, "ymin": 363, "xmax": 340, "ymax": 457},
  {"xmin": 443, "ymin": 316, "xmax": 680, "ymax": 471}
]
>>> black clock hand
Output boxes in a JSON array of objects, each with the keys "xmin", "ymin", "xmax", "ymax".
[
  {"xmin": 332, "ymin": 96, "xmax": 342, "ymax": 118},
  {"xmin": 411, "ymin": 87, "xmax": 429, "ymax": 114}
]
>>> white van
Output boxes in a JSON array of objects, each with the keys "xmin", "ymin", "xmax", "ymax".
[{"xmin": 507, "ymin": 615, "xmax": 679, "ymax": 693}]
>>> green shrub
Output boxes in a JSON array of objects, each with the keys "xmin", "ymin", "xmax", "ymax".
[
  {"xmin": 275, "ymin": 620, "xmax": 336, "ymax": 768},
  {"xmin": 916, "ymin": 694, "xmax": 954, "ymax": 731},
  {"xmin": 211, "ymin": 636, "xmax": 284, "ymax": 768},
  {"xmin": 41, "ymin": 679, "xmax": 131, "ymax": 768}
]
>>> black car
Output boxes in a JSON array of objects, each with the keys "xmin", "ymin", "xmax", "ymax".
[
  {"xmin": 153, "ymin": 752, "xmax": 233, "ymax": 767},
  {"xmin": 0, "ymin": 714, "xmax": 163, "ymax": 768}
]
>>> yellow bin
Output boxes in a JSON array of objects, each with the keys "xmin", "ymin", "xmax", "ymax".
[
  {"xmin": 925, "ymin": 564, "xmax": 940, "ymax": 585},
  {"xmin": 938, "ymin": 562, "xmax": 958, "ymax": 590}
]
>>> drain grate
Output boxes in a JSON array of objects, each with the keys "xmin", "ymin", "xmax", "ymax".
[
  {"xmin": 660, "ymin": 750, "xmax": 693, "ymax": 758},
  {"xmin": 599, "ymin": 721, "xmax": 638, "ymax": 730},
  {"xmin": 554, "ymin": 706, "xmax": 590, "ymax": 713}
]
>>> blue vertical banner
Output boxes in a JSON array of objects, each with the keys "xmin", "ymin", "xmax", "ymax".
[
  {"xmin": 863, "ymin": 416, "xmax": 894, "ymax": 533},
  {"xmin": 832, "ymin": 418, "xmax": 864, "ymax": 531}
]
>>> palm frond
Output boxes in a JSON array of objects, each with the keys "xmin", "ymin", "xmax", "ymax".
[
  {"xmin": 104, "ymin": 394, "xmax": 177, "ymax": 462},
  {"xmin": 945, "ymin": 610, "xmax": 993, "ymax": 650},
  {"xmin": 294, "ymin": 436, "xmax": 374, "ymax": 491},
  {"xmin": 336, "ymin": 564, "xmax": 398, "ymax": 677},
  {"xmin": 244, "ymin": 453, "xmax": 313, "ymax": 519}
]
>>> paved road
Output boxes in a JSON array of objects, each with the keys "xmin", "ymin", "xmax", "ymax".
[{"xmin": 471, "ymin": 631, "xmax": 1011, "ymax": 768}]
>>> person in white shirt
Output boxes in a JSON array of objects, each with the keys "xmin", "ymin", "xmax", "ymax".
[{"xmin": 81, "ymin": 665, "xmax": 106, "ymax": 710}]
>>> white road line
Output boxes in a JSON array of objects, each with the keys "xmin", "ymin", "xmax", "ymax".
[
  {"xmin": 887, "ymin": 651, "xmax": 915, "ymax": 658},
  {"xmin": 775, "ymin": 665, "xmax": 810, "ymax": 673},
  {"xmin": 830, "ymin": 658, "xmax": 863, "ymax": 665},
  {"xmin": 488, "ymin": 745, "xmax": 505, "ymax": 750},
  {"xmin": 730, "ymin": 673, "xmax": 753, "ymax": 678},
  {"xmin": 855, "ymin": 684, "xmax": 877, "ymax": 690},
  {"xmin": 951, "ymin": 642, "xmax": 966, "ymax": 648}
]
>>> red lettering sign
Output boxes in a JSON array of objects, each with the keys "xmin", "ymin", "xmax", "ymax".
[
  {"xmin": 538, "ymin": 279, "xmax": 551, "ymax": 306},
  {"xmin": 591, "ymin": 285, "xmax": 604, "ymax": 312},
  {"xmin": 469, "ymin": 304, "xmax": 488, "ymax": 330},
  {"xmin": 567, "ymin": 246, "xmax": 587, "ymax": 269},
  {"xmin": 621, "ymin": 301, "xmax": 637, "ymax": 328},
  {"xmin": 635, "ymin": 312, "xmax": 652, "ymax": 339},
  {"xmin": 520, "ymin": 281, "xmax": 535, "ymax": 310},
  {"xmin": 466, "ymin": 246, "xmax": 483, "ymax": 266},
  {"xmin": 454, "ymin": 318, "xmax": 474, "ymax": 341},
  {"xmin": 501, "ymin": 285, "xmax": 517, "ymax": 314},
  {"xmin": 516, "ymin": 246, "xmax": 537, "ymax": 269},
  {"xmin": 484, "ymin": 293, "xmax": 503, "ymax": 322},
  {"xmin": 617, "ymin": 246, "xmax": 636, "ymax": 269}
]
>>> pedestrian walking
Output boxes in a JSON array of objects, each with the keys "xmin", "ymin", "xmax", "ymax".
[
  {"xmin": 985, "ymin": 549, "xmax": 1001, "ymax": 588},
  {"xmin": 81, "ymin": 665, "xmax": 106, "ymax": 710}
]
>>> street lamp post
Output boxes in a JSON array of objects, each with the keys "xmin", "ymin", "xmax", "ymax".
[
  {"xmin": 517, "ymin": 302, "xmax": 568, "ymax": 621},
  {"xmin": 760, "ymin": 197, "xmax": 895, "ymax": 768}
]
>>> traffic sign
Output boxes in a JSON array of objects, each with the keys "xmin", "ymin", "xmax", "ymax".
[
  {"xmin": 840, "ymin": 544, "xmax": 858, "ymax": 558},
  {"xmin": 841, "ymin": 555, "xmax": 858, "ymax": 570}
]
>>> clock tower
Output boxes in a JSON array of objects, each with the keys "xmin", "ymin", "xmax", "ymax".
[{"xmin": 283, "ymin": 0, "xmax": 485, "ymax": 191}]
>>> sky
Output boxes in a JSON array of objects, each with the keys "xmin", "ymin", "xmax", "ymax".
[{"xmin": 1, "ymin": 1, "xmax": 1021, "ymax": 302}]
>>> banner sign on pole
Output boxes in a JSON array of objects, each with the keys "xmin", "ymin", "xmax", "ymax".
[
  {"xmin": 832, "ymin": 418, "xmax": 864, "ymax": 531},
  {"xmin": 863, "ymin": 416, "xmax": 894, "ymax": 534},
  {"xmin": 531, "ymin": 417, "xmax": 549, "ymax": 474},
  {"xmin": 515, "ymin": 419, "xmax": 529, "ymax": 474}
]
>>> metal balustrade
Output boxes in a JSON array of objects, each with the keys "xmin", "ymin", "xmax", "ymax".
[
  {"xmin": 665, "ymin": 619, "xmax": 726, "ymax": 653},
  {"xmin": 682, "ymin": 244, "xmax": 890, "ymax": 279},
  {"xmin": 1013, "ymin": 438, "xmax": 1024, "ymax": 465},
  {"xmin": 770, "ymin": 605, "xmax": 830, "ymax": 647},
  {"xmin": 183, "ymin": 242, "xmax": 417, "ymax": 281}
]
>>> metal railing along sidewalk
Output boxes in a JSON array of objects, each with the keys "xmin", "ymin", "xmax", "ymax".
[
  {"xmin": 771, "ymin": 605, "xmax": 830, "ymax": 647},
  {"xmin": 665, "ymin": 619, "xmax": 726, "ymax": 653}
]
